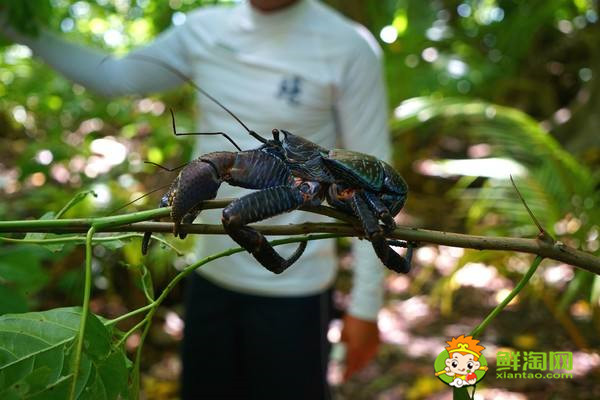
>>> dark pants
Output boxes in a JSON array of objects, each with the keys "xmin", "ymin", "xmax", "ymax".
[{"xmin": 181, "ymin": 273, "xmax": 332, "ymax": 400}]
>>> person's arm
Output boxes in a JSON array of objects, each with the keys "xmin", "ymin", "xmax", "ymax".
[
  {"xmin": 334, "ymin": 25, "xmax": 391, "ymax": 380},
  {"xmin": 0, "ymin": 17, "xmax": 191, "ymax": 97}
]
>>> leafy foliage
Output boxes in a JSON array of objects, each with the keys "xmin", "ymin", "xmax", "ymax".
[
  {"xmin": 392, "ymin": 96, "xmax": 600, "ymax": 321},
  {"xmin": 0, "ymin": 307, "xmax": 131, "ymax": 399},
  {"xmin": 392, "ymin": 97, "xmax": 599, "ymax": 238},
  {"xmin": 1, "ymin": 1, "xmax": 53, "ymax": 37}
]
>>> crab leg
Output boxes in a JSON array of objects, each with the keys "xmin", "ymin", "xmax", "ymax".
[
  {"xmin": 349, "ymin": 192, "xmax": 411, "ymax": 274},
  {"xmin": 222, "ymin": 183, "xmax": 321, "ymax": 274},
  {"xmin": 363, "ymin": 191, "xmax": 396, "ymax": 232}
]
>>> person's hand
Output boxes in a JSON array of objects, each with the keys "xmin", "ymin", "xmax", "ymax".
[{"xmin": 340, "ymin": 314, "xmax": 380, "ymax": 380}]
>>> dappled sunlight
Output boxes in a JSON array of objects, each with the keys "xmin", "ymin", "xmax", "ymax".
[
  {"xmin": 434, "ymin": 246, "xmax": 463, "ymax": 275},
  {"xmin": 50, "ymin": 163, "xmax": 71, "ymax": 183},
  {"xmin": 327, "ymin": 358, "xmax": 344, "ymax": 386},
  {"xmin": 164, "ymin": 310, "xmax": 184, "ymax": 340},
  {"xmin": 442, "ymin": 323, "xmax": 476, "ymax": 339},
  {"xmin": 554, "ymin": 213, "xmax": 583, "ymax": 235},
  {"xmin": 542, "ymin": 263, "xmax": 574, "ymax": 287},
  {"xmin": 393, "ymin": 97, "xmax": 428, "ymax": 119},
  {"xmin": 385, "ymin": 274, "xmax": 410, "ymax": 294},
  {"xmin": 136, "ymin": 98, "xmax": 166, "ymax": 115},
  {"xmin": 85, "ymin": 137, "xmax": 127, "ymax": 178},
  {"xmin": 327, "ymin": 319, "xmax": 343, "ymax": 343},
  {"xmin": 493, "ymin": 288, "xmax": 520, "ymax": 307},
  {"xmin": 378, "ymin": 308, "xmax": 410, "ymax": 346},
  {"xmin": 379, "ymin": 25, "xmax": 398, "ymax": 44},
  {"xmin": 403, "ymin": 336, "xmax": 446, "ymax": 358},
  {"xmin": 571, "ymin": 352, "xmax": 600, "ymax": 377},
  {"xmin": 378, "ymin": 296, "xmax": 435, "ymax": 348},
  {"xmin": 390, "ymin": 296, "xmax": 433, "ymax": 326},
  {"xmin": 570, "ymin": 300, "xmax": 592, "ymax": 320},
  {"xmin": 415, "ymin": 158, "xmax": 526, "ymax": 179},
  {"xmin": 3, "ymin": 44, "xmax": 31, "ymax": 63},
  {"xmin": 90, "ymin": 137, "xmax": 127, "ymax": 165},
  {"xmin": 126, "ymin": 332, "xmax": 141, "ymax": 352},
  {"xmin": 416, "ymin": 246, "xmax": 437, "ymax": 265},
  {"xmin": 454, "ymin": 262, "xmax": 510, "ymax": 290},
  {"xmin": 35, "ymin": 149, "xmax": 53, "ymax": 165},
  {"xmin": 90, "ymin": 183, "xmax": 111, "ymax": 206},
  {"xmin": 28, "ymin": 172, "xmax": 46, "ymax": 187}
]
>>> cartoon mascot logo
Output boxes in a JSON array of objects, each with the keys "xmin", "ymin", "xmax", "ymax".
[{"xmin": 434, "ymin": 335, "xmax": 488, "ymax": 388}]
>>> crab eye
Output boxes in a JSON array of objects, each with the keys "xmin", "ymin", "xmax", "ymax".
[
  {"xmin": 467, "ymin": 362, "xmax": 474, "ymax": 369},
  {"xmin": 451, "ymin": 361, "xmax": 458, "ymax": 368}
]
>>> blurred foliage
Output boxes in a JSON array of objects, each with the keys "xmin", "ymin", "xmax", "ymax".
[{"xmin": 1, "ymin": 0, "xmax": 600, "ymax": 399}]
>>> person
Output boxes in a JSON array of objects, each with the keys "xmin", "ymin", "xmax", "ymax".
[{"xmin": 1, "ymin": 0, "xmax": 392, "ymax": 398}]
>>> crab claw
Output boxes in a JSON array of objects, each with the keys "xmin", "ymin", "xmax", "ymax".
[
  {"xmin": 169, "ymin": 159, "xmax": 222, "ymax": 237},
  {"xmin": 141, "ymin": 159, "xmax": 223, "ymax": 255}
]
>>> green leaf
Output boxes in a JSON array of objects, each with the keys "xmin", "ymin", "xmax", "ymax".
[
  {"xmin": 24, "ymin": 212, "xmax": 64, "ymax": 253},
  {"xmin": 55, "ymin": 191, "xmax": 98, "ymax": 219},
  {"xmin": 26, "ymin": 374, "xmax": 73, "ymax": 400},
  {"xmin": 0, "ymin": 307, "xmax": 132, "ymax": 399}
]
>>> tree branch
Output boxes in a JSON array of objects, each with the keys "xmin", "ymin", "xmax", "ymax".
[{"xmin": 1, "ymin": 199, "xmax": 598, "ymax": 274}]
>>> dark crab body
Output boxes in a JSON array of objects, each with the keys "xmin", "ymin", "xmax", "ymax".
[{"xmin": 142, "ymin": 129, "xmax": 411, "ymax": 275}]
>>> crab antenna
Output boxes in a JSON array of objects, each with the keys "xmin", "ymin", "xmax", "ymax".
[
  {"xmin": 108, "ymin": 182, "xmax": 172, "ymax": 215},
  {"xmin": 144, "ymin": 160, "xmax": 189, "ymax": 172},
  {"xmin": 168, "ymin": 108, "xmax": 243, "ymax": 151},
  {"xmin": 125, "ymin": 54, "xmax": 269, "ymax": 144}
]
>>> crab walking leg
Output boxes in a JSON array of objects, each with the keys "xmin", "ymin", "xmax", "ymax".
[
  {"xmin": 222, "ymin": 183, "xmax": 321, "ymax": 274},
  {"xmin": 386, "ymin": 240, "xmax": 415, "ymax": 266},
  {"xmin": 363, "ymin": 191, "xmax": 396, "ymax": 232},
  {"xmin": 349, "ymin": 192, "xmax": 411, "ymax": 273}
]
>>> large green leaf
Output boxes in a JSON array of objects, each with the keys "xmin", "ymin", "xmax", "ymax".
[{"xmin": 0, "ymin": 307, "xmax": 131, "ymax": 399}]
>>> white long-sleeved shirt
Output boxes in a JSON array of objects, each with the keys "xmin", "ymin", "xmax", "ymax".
[{"xmin": 3, "ymin": 0, "xmax": 390, "ymax": 320}]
